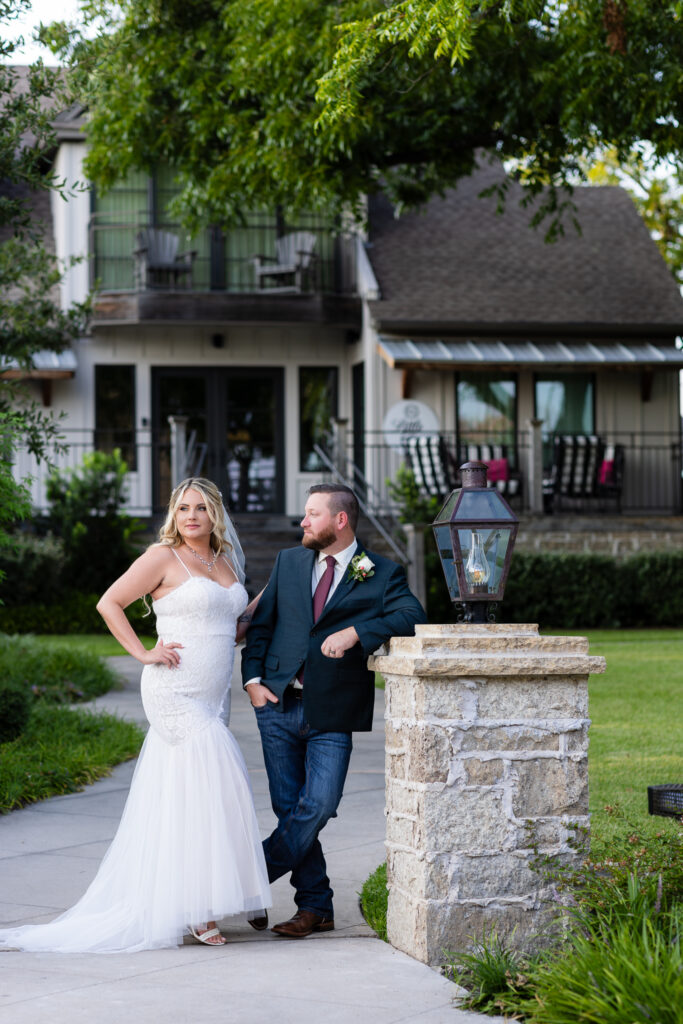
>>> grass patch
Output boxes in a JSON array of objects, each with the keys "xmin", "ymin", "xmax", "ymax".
[
  {"xmin": 30, "ymin": 634, "xmax": 157, "ymax": 658},
  {"xmin": 0, "ymin": 703, "xmax": 144, "ymax": 813},
  {"xmin": 360, "ymin": 862, "xmax": 388, "ymax": 941},
  {"xmin": 579, "ymin": 629, "xmax": 683, "ymax": 851},
  {"xmin": 0, "ymin": 634, "xmax": 121, "ymax": 703}
]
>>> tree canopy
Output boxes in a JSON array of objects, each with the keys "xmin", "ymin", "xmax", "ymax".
[
  {"xmin": 47, "ymin": 0, "xmax": 683, "ymax": 232},
  {"xmin": 0, "ymin": 1, "xmax": 89, "ymax": 545}
]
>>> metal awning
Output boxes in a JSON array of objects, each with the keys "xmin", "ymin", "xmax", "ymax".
[
  {"xmin": 378, "ymin": 337, "xmax": 683, "ymax": 370},
  {"xmin": 0, "ymin": 349, "xmax": 77, "ymax": 379}
]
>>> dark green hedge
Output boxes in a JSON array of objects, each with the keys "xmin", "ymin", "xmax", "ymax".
[
  {"xmin": 0, "ymin": 533, "xmax": 67, "ymax": 607},
  {"xmin": 0, "ymin": 592, "xmax": 154, "ymax": 635},
  {"xmin": 425, "ymin": 549, "xmax": 683, "ymax": 629}
]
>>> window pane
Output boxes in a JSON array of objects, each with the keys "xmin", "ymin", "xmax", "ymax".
[
  {"xmin": 535, "ymin": 374, "xmax": 594, "ymax": 435},
  {"xmin": 457, "ymin": 373, "xmax": 516, "ymax": 449},
  {"xmin": 95, "ymin": 365, "xmax": 136, "ymax": 470},
  {"xmin": 299, "ymin": 367, "xmax": 338, "ymax": 472}
]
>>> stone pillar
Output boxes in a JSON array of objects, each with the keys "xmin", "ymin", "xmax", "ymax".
[{"xmin": 369, "ymin": 623, "xmax": 605, "ymax": 966}]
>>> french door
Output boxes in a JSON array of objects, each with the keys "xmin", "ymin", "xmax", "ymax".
[{"xmin": 152, "ymin": 367, "xmax": 285, "ymax": 513}]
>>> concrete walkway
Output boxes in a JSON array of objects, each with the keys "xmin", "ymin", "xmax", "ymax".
[{"xmin": 0, "ymin": 655, "xmax": 505, "ymax": 1024}]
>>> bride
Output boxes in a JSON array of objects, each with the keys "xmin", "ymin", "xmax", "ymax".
[{"xmin": 0, "ymin": 477, "xmax": 271, "ymax": 952}]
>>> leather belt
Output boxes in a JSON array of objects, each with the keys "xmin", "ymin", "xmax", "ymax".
[{"xmin": 285, "ymin": 684, "xmax": 304, "ymax": 701}]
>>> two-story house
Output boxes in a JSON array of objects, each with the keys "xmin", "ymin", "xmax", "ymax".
[{"xmin": 8, "ymin": 95, "xmax": 683, "ymax": 524}]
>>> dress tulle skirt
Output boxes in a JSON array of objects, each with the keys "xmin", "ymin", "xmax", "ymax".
[{"xmin": 0, "ymin": 719, "xmax": 271, "ymax": 953}]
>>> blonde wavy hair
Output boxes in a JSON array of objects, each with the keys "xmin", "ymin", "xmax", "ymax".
[{"xmin": 157, "ymin": 477, "xmax": 231, "ymax": 554}]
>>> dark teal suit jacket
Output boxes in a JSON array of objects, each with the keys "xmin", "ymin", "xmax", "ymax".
[{"xmin": 241, "ymin": 542, "xmax": 426, "ymax": 732}]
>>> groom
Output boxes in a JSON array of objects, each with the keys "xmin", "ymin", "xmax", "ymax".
[{"xmin": 242, "ymin": 483, "xmax": 426, "ymax": 937}]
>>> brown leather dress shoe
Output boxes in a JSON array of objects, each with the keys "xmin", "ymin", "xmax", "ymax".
[
  {"xmin": 247, "ymin": 911, "xmax": 269, "ymax": 931},
  {"xmin": 271, "ymin": 910, "xmax": 334, "ymax": 938}
]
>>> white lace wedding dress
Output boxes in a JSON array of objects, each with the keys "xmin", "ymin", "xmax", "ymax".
[{"xmin": 0, "ymin": 568, "xmax": 271, "ymax": 953}]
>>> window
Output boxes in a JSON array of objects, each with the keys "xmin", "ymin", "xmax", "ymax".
[
  {"xmin": 299, "ymin": 367, "xmax": 338, "ymax": 471},
  {"xmin": 535, "ymin": 374, "xmax": 594, "ymax": 435},
  {"xmin": 456, "ymin": 373, "xmax": 517, "ymax": 450},
  {"xmin": 95, "ymin": 365, "xmax": 136, "ymax": 470}
]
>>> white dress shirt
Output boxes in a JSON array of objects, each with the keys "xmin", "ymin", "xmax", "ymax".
[{"xmin": 311, "ymin": 537, "xmax": 358, "ymax": 601}]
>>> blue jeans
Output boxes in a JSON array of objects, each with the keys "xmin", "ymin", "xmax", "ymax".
[{"xmin": 254, "ymin": 691, "xmax": 353, "ymax": 918}]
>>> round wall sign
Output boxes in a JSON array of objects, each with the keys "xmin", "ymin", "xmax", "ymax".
[{"xmin": 382, "ymin": 400, "xmax": 440, "ymax": 450}]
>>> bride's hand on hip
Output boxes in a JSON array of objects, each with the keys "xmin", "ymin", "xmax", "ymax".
[{"xmin": 140, "ymin": 640, "xmax": 184, "ymax": 668}]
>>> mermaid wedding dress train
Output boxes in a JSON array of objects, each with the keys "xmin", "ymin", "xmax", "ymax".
[{"xmin": 0, "ymin": 569, "xmax": 271, "ymax": 952}]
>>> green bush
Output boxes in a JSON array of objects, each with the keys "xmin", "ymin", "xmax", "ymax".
[
  {"xmin": 422, "ymin": 544, "xmax": 683, "ymax": 629},
  {"xmin": 0, "ymin": 633, "xmax": 119, "ymax": 703},
  {"xmin": 0, "ymin": 682, "xmax": 31, "ymax": 743},
  {"xmin": 46, "ymin": 449, "xmax": 144, "ymax": 593},
  {"xmin": 360, "ymin": 861, "xmax": 388, "ymax": 942},
  {"xmin": 503, "ymin": 552, "xmax": 621, "ymax": 628},
  {"xmin": 0, "ymin": 592, "xmax": 153, "ymax": 635},
  {"xmin": 0, "ymin": 532, "xmax": 66, "ymax": 607},
  {"xmin": 0, "ymin": 703, "xmax": 144, "ymax": 813}
]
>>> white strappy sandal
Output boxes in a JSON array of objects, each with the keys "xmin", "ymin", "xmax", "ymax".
[{"xmin": 188, "ymin": 925, "xmax": 226, "ymax": 945}]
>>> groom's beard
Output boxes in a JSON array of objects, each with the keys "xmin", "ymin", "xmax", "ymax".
[{"xmin": 302, "ymin": 526, "xmax": 337, "ymax": 551}]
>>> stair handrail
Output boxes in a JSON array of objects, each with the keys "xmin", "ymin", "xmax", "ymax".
[{"xmin": 312, "ymin": 443, "xmax": 409, "ymax": 564}]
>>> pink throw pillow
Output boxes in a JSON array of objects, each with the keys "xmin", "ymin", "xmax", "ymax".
[{"xmin": 485, "ymin": 458, "xmax": 509, "ymax": 483}]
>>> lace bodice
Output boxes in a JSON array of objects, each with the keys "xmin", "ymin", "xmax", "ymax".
[
  {"xmin": 153, "ymin": 577, "xmax": 248, "ymax": 637},
  {"xmin": 141, "ymin": 576, "xmax": 248, "ymax": 746}
]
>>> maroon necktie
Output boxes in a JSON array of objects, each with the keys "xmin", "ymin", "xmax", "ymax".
[
  {"xmin": 313, "ymin": 555, "xmax": 337, "ymax": 621},
  {"xmin": 297, "ymin": 556, "xmax": 336, "ymax": 685}
]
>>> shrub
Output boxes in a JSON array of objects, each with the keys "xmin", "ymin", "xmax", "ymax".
[
  {"xmin": 360, "ymin": 861, "xmax": 388, "ymax": 942},
  {"xmin": 0, "ymin": 592, "xmax": 153, "ymax": 635},
  {"xmin": 0, "ymin": 703, "xmax": 144, "ymax": 813},
  {"xmin": 46, "ymin": 449, "xmax": 144, "ymax": 593},
  {"xmin": 503, "ymin": 552, "xmax": 621, "ymax": 628},
  {"xmin": 421, "ymin": 545, "xmax": 683, "ymax": 629},
  {"xmin": 0, "ymin": 633, "xmax": 119, "ymax": 703},
  {"xmin": 0, "ymin": 682, "xmax": 30, "ymax": 743},
  {"xmin": 620, "ymin": 551, "xmax": 683, "ymax": 627},
  {"xmin": 0, "ymin": 532, "xmax": 66, "ymax": 607}
]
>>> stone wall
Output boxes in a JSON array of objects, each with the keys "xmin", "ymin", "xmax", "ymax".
[
  {"xmin": 370, "ymin": 623, "xmax": 605, "ymax": 966},
  {"xmin": 514, "ymin": 514, "xmax": 683, "ymax": 559}
]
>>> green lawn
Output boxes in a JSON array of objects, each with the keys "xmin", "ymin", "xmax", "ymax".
[
  {"xmin": 30, "ymin": 634, "xmax": 157, "ymax": 657},
  {"xmin": 548, "ymin": 628, "xmax": 683, "ymax": 849}
]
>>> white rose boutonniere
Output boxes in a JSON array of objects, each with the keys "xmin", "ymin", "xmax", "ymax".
[{"xmin": 348, "ymin": 552, "xmax": 375, "ymax": 583}]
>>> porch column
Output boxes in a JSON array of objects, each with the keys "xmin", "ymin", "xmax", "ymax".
[
  {"xmin": 526, "ymin": 417, "xmax": 544, "ymax": 513},
  {"xmin": 369, "ymin": 623, "xmax": 605, "ymax": 966},
  {"xmin": 168, "ymin": 415, "xmax": 188, "ymax": 488},
  {"xmin": 331, "ymin": 417, "xmax": 349, "ymax": 478}
]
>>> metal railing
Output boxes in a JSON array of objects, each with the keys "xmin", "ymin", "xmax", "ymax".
[
  {"xmin": 337, "ymin": 427, "xmax": 683, "ymax": 516},
  {"xmin": 312, "ymin": 442, "xmax": 409, "ymax": 563},
  {"xmin": 88, "ymin": 213, "xmax": 358, "ymax": 295},
  {"xmin": 14, "ymin": 426, "xmax": 683, "ymax": 519}
]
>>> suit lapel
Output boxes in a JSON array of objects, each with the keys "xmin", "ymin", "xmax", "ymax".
[
  {"xmin": 301, "ymin": 548, "xmax": 317, "ymax": 624},
  {"xmin": 316, "ymin": 542, "xmax": 362, "ymax": 621}
]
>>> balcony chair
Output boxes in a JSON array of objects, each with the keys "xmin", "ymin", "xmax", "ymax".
[
  {"xmin": 251, "ymin": 231, "xmax": 317, "ymax": 292},
  {"xmin": 133, "ymin": 229, "xmax": 197, "ymax": 290}
]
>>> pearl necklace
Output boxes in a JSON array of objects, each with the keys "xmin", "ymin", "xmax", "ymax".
[{"xmin": 185, "ymin": 543, "xmax": 220, "ymax": 573}]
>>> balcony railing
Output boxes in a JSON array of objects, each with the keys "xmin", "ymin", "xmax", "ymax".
[{"xmin": 88, "ymin": 212, "xmax": 358, "ymax": 295}]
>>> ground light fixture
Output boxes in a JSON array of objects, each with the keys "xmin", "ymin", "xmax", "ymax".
[{"xmin": 431, "ymin": 461, "xmax": 519, "ymax": 623}]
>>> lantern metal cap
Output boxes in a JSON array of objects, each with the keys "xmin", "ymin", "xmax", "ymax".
[{"xmin": 459, "ymin": 461, "xmax": 489, "ymax": 489}]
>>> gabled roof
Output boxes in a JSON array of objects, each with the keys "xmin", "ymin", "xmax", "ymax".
[{"xmin": 366, "ymin": 159, "xmax": 683, "ymax": 339}]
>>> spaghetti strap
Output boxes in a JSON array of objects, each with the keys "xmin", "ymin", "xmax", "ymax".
[{"xmin": 170, "ymin": 547, "xmax": 193, "ymax": 578}]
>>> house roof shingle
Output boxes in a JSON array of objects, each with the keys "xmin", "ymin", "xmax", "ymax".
[{"xmin": 367, "ymin": 160, "xmax": 683, "ymax": 339}]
